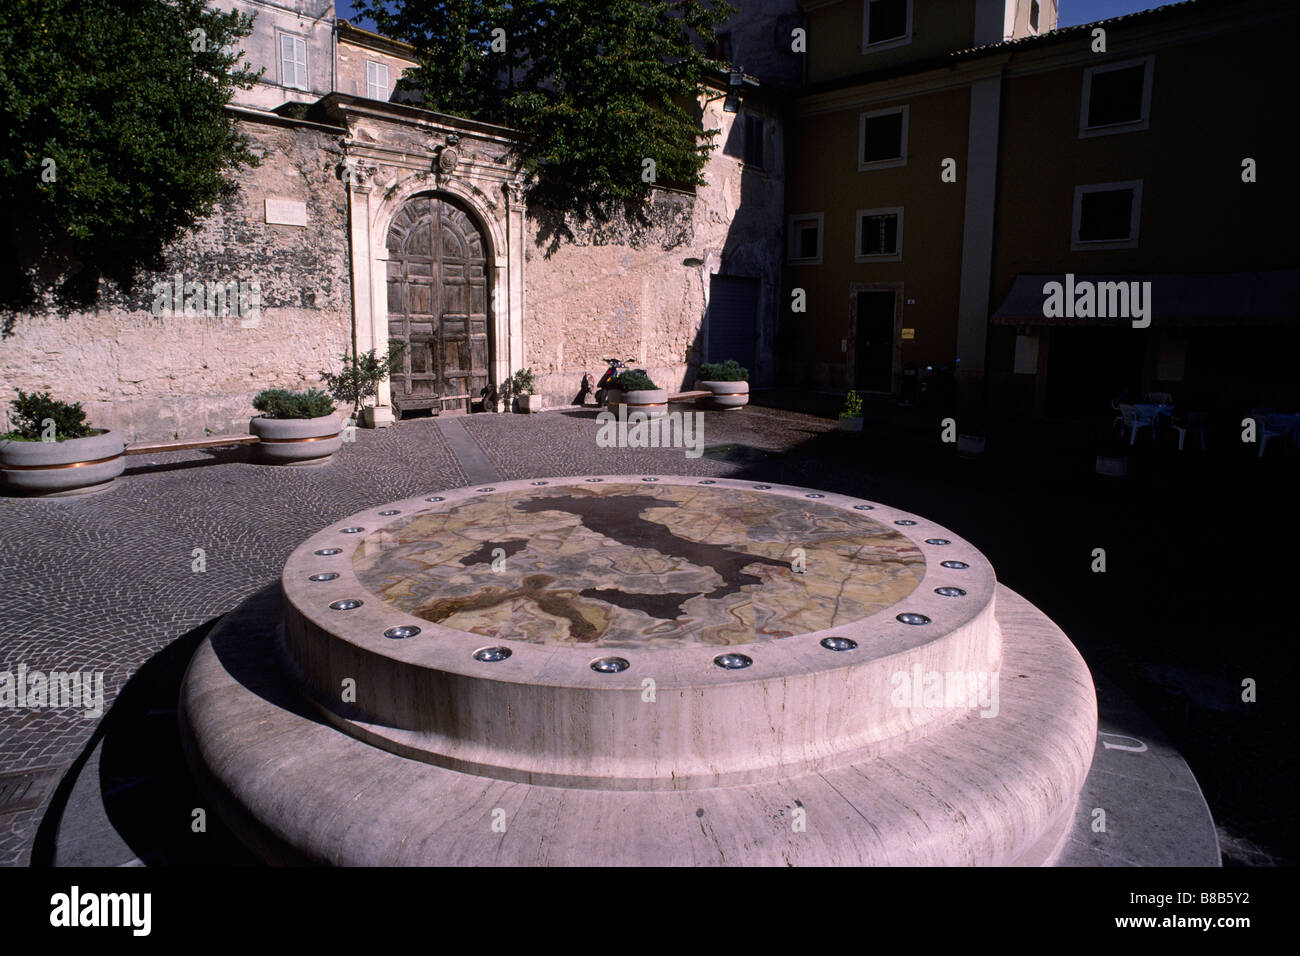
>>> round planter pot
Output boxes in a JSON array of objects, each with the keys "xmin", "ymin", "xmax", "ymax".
[
  {"xmin": 250, "ymin": 414, "xmax": 342, "ymax": 465},
  {"xmin": 698, "ymin": 380, "xmax": 749, "ymax": 409},
  {"xmin": 0, "ymin": 430, "xmax": 125, "ymax": 496},
  {"xmin": 839, "ymin": 416, "xmax": 863, "ymax": 432},
  {"xmin": 618, "ymin": 388, "xmax": 668, "ymax": 420},
  {"xmin": 1095, "ymin": 455, "xmax": 1128, "ymax": 478}
]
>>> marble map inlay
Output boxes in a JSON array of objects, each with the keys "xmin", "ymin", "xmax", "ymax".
[{"xmin": 352, "ymin": 483, "xmax": 926, "ymax": 649}]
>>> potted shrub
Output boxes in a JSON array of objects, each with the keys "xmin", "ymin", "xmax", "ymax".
[
  {"xmin": 319, "ymin": 342, "xmax": 404, "ymax": 428},
  {"xmin": 697, "ymin": 359, "xmax": 750, "ymax": 409},
  {"xmin": 502, "ymin": 368, "xmax": 539, "ymax": 413},
  {"xmin": 249, "ymin": 388, "xmax": 342, "ymax": 465},
  {"xmin": 839, "ymin": 389, "xmax": 863, "ymax": 432},
  {"xmin": 0, "ymin": 390, "xmax": 124, "ymax": 496},
  {"xmin": 611, "ymin": 370, "xmax": 667, "ymax": 419}
]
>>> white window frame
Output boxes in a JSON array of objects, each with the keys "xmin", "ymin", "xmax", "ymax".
[
  {"xmin": 366, "ymin": 60, "xmax": 391, "ymax": 101},
  {"xmin": 1079, "ymin": 55, "xmax": 1154, "ymax": 138},
  {"xmin": 858, "ymin": 105, "xmax": 909, "ymax": 171},
  {"xmin": 1071, "ymin": 180, "xmax": 1143, "ymax": 250},
  {"xmin": 855, "ymin": 207, "xmax": 904, "ymax": 262},
  {"xmin": 788, "ymin": 213, "xmax": 824, "ymax": 265},
  {"xmin": 862, "ymin": 0, "xmax": 913, "ymax": 54},
  {"xmin": 278, "ymin": 32, "xmax": 308, "ymax": 91},
  {"xmin": 1028, "ymin": 0, "xmax": 1041, "ymax": 34}
]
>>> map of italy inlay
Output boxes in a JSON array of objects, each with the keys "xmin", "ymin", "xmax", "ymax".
[{"xmin": 352, "ymin": 483, "xmax": 926, "ymax": 648}]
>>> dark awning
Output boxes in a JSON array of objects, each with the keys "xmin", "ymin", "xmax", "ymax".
[{"xmin": 991, "ymin": 271, "xmax": 1300, "ymax": 327}]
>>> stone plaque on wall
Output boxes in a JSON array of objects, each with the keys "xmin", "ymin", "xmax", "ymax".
[{"xmin": 265, "ymin": 198, "xmax": 308, "ymax": 227}]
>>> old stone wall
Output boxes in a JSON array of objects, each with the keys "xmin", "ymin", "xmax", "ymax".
[
  {"xmin": 0, "ymin": 115, "xmax": 351, "ymax": 443},
  {"xmin": 1, "ymin": 91, "xmax": 785, "ymax": 439},
  {"xmin": 521, "ymin": 92, "xmax": 785, "ymax": 409}
]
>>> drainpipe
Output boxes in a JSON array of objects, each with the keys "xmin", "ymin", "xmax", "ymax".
[{"xmin": 329, "ymin": 8, "xmax": 337, "ymax": 94}]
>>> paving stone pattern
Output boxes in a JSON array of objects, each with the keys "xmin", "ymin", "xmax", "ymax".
[{"xmin": 1, "ymin": 403, "xmax": 1289, "ymax": 866}]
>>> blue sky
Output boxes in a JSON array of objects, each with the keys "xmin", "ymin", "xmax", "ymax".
[
  {"xmin": 335, "ymin": 1, "xmax": 373, "ymax": 29},
  {"xmin": 334, "ymin": 1, "xmax": 1173, "ymax": 35},
  {"xmin": 1057, "ymin": 0, "xmax": 1172, "ymax": 28}
]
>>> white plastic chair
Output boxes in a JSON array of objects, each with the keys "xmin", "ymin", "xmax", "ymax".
[
  {"xmin": 1259, "ymin": 413, "xmax": 1295, "ymax": 458},
  {"xmin": 1119, "ymin": 404, "xmax": 1152, "ymax": 446},
  {"xmin": 1109, "ymin": 398, "xmax": 1125, "ymax": 436},
  {"xmin": 1171, "ymin": 411, "xmax": 1207, "ymax": 452}
]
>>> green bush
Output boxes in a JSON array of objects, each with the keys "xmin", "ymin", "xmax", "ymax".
[
  {"xmin": 1, "ymin": 390, "xmax": 95, "ymax": 441},
  {"xmin": 252, "ymin": 388, "xmax": 336, "ymax": 420},
  {"xmin": 501, "ymin": 367, "xmax": 536, "ymax": 400},
  {"xmin": 841, "ymin": 389, "xmax": 863, "ymax": 419},
  {"xmin": 319, "ymin": 343, "xmax": 405, "ymax": 417},
  {"xmin": 699, "ymin": 359, "xmax": 748, "ymax": 382},
  {"xmin": 612, "ymin": 370, "xmax": 658, "ymax": 391}
]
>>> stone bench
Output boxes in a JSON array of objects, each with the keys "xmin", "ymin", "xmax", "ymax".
[
  {"xmin": 667, "ymin": 390, "xmax": 711, "ymax": 403},
  {"xmin": 124, "ymin": 435, "xmax": 260, "ymax": 456},
  {"xmin": 393, "ymin": 394, "xmax": 471, "ymax": 417}
]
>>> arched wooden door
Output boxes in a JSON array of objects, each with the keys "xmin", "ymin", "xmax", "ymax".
[{"xmin": 385, "ymin": 195, "xmax": 490, "ymax": 415}]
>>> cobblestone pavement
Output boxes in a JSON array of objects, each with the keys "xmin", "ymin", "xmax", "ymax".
[
  {"xmin": 1, "ymin": 402, "xmax": 1294, "ymax": 865},
  {"xmin": 0, "ymin": 406, "xmax": 832, "ymax": 865}
]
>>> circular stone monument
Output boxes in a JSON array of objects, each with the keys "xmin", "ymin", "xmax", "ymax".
[{"xmin": 181, "ymin": 476, "xmax": 1098, "ymax": 866}]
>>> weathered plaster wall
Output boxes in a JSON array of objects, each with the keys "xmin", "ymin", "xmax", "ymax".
[
  {"xmin": 219, "ymin": 0, "xmax": 336, "ymax": 111},
  {"xmin": 336, "ymin": 39, "xmax": 417, "ymax": 101},
  {"xmin": 522, "ymin": 91, "xmax": 785, "ymax": 409},
  {"xmin": 0, "ymin": 116, "xmax": 351, "ymax": 442}
]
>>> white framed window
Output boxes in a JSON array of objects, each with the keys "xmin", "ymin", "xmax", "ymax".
[
  {"xmin": 862, "ymin": 0, "xmax": 912, "ymax": 54},
  {"xmin": 855, "ymin": 207, "xmax": 904, "ymax": 262},
  {"xmin": 1071, "ymin": 181, "xmax": 1143, "ymax": 250},
  {"xmin": 788, "ymin": 213, "xmax": 824, "ymax": 265},
  {"xmin": 1029, "ymin": 1, "xmax": 1041, "ymax": 33},
  {"xmin": 858, "ymin": 105, "xmax": 908, "ymax": 171},
  {"xmin": 366, "ymin": 60, "xmax": 390, "ymax": 101},
  {"xmin": 278, "ymin": 32, "xmax": 308, "ymax": 91},
  {"xmin": 1080, "ymin": 55, "xmax": 1154, "ymax": 138}
]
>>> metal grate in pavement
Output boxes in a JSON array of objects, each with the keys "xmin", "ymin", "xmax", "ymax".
[{"xmin": 0, "ymin": 766, "xmax": 62, "ymax": 815}]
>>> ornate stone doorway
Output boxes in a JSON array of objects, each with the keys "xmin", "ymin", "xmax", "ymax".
[{"xmin": 384, "ymin": 194, "xmax": 490, "ymax": 415}]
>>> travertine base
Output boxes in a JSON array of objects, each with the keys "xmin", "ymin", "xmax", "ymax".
[{"xmin": 180, "ymin": 479, "xmax": 1097, "ymax": 866}]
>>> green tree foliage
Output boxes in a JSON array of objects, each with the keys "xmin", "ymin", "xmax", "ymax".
[
  {"xmin": 355, "ymin": 0, "xmax": 734, "ymax": 216},
  {"xmin": 0, "ymin": 0, "xmax": 261, "ymax": 317}
]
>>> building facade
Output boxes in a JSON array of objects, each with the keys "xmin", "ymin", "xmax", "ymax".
[
  {"xmin": 3, "ymin": 0, "xmax": 1293, "ymax": 439},
  {"xmin": 781, "ymin": 0, "xmax": 1296, "ymax": 417},
  {"xmin": 1, "ymin": 0, "xmax": 789, "ymax": 439}
]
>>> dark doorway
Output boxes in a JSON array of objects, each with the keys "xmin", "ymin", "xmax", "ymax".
[
  {"xmin": 855, "ymin": 290, "xmax": 896, "ymax": 392},
  {"xmin": 708, "ymin": 275, "xmax": 759, "ymax": 372},
  {"xmin": 385, "ymin": 195, "xmax": 490, "ymax": 416}
]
